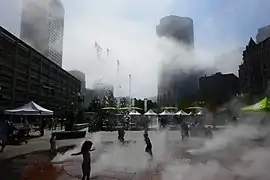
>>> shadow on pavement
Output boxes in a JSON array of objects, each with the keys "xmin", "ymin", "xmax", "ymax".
[
  {"xmin": 0, "ymin": 145, "xmax": 76, "ymax": 180},
  {"xmin": 5, "ymin": 135, "xmax": 43, "ymax": 146}
]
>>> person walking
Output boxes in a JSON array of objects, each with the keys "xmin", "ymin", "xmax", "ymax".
[{"xmin": 143, "ymin": 131, "xmax": 153, "ymax": 158}]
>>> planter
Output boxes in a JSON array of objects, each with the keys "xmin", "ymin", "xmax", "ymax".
[
  {"xmin": 53, "ymin": 131, "xmax": 86, "ymax": 140},
  {"xmin": 73, "ymin": 123, "xmax": 89, "ymax": 131}
]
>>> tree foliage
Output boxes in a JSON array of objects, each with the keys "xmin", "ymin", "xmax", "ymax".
[
  {"xmin": 102, "ymin": 90, "xmax": 117, "ymax": 107},
  {"xmin": 120, "ymin": 97, "xmax": 129, "ymax": 107}
]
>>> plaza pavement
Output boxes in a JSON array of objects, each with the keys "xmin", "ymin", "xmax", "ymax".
[{"xmin": 0, "ymin": 130, "xmax": 204, "ymax": 180}]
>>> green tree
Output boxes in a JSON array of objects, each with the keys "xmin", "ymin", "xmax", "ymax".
[
  {"xmin": 120, "ymin": 97, "xmax": 129, "ymax": 107},
  {"xmin": 103, "ymin": 90, "xmax": 117, "ymax": 107}
]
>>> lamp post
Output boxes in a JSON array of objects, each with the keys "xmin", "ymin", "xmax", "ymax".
[{"xmin": 129, "ymin": 74, "xmax": 131, "ymax": 106}]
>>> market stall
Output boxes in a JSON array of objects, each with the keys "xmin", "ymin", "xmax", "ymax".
[{"xmin": 5, "ymin": 101, "xmax": 53, "ymax": 116}]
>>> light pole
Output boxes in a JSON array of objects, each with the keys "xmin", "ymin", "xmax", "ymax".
[{"xmin": 129, "ymin": 74, "xmax": 131, "ymax": 106}]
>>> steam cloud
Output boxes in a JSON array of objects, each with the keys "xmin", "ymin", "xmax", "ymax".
[{"xmin": 162, "ymin": 122, "xmax": 270, "ymax": 180}]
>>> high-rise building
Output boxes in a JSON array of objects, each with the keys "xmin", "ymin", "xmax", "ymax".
[
  {"xmin": 199, "ymin": 72, "xmax": 239, "ymax": 106},
  {"xmin": 68, "ymin": 70, "xmax": 86, "ymax": 93},
  {"xmin": 156, "ymin": 15, "xmax": 194, "ymax": 48},
  {"xmin": 20, "ymin": 0, "xmax": 64, "ymax": 67},
  {"xmin": 156, "ymin": 15, "xmax": 197, "ymax": 106},
  {"xmin": 256, "ymin": 25, "xmax": 270, "ymax": 43}
]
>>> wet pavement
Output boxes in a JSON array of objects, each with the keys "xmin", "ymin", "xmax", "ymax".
[{"xmin": 0, "ymin": 131, "xmax": 204, "ymax": 180}]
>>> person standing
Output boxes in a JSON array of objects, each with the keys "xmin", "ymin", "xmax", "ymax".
[
  {"xmin": 60, "ymin": 118, "xmax": 64, "ymax": 130},
  {"xmin": 40, "ymin": 119, "xmax": 46, "ymax": 136},
  {"xmin": 50, "ymin": 133, "xmax": 57, "ymax": 154},
  {"xmin": 181, "ymin": 121, "xmax": 189, "ymax": 140},
  {"xmin": 0, "ymin": 120, "xmax": 11, "ymax": 152},
  {"xmin": 118, "ymin": 128, "xmax": 125, "ymax": 144},
  {"xmin": 71, "ymin": 141, "xmax": 95, "ymax": 180}
]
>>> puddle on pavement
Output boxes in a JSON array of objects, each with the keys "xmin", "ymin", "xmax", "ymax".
[{"xmin": 21, "ymin": 161, "xmax": 62, "ymax": 180}]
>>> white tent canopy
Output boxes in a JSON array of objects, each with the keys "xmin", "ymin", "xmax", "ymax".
[
  {"xmin": 129, "ymin": 110, "xmax": 141, "ymax": 116},
  {"xmin": 144, "ymin": 109, "xmax": 157, "ymax": 116},
  {"xmin": 4, "ymin": 101, "xmax": 53, "ymax": 115},
  {"xmin": 159, "ymin": 110, "xmax": 174, "ymax": 116},
  {"xmin": 176, "ymin": 110, "xmax": 191, "ymax": 116}
]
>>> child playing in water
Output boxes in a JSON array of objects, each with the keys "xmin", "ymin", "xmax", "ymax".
[
  {"xmin": 143, "ymin": 131, "xmax": 153, "ymax": 158},
  {"xmin": 50, "ymin": 133, "xmax": 57, "ymax": 152},
  {"xmin": 71, "ymin": 141, "xmax": 95, "ymax": 180},
  {"xmin": 118, "ymin": 128, "xmax": 125, "ymax": 144}
]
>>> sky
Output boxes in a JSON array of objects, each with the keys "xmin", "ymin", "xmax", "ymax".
[{"xmin": 1, "ymin": 0, "xmax": 270, "ymax": 98}]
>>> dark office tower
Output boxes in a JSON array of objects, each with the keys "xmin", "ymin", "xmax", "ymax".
[
  {"xmin": 256, "ymin": 25, "xmax": 270, "ymax": 43},
  {"xmin": 156, "ymin": 15, "xmax": 196, "ymax": 106},
  {"xmin": 20, "ymin": 0, "xmax": 64, "ymax": 67},
  {"xmin": 68, "ymin": 70, "xmax": 86, "ymax": 93},
  {"xmin": 156, "ymin": 15, "xmax": 194, "ymax": 48}
]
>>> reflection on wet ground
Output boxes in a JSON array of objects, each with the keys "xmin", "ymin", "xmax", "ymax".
[
  {"xmin": 18, "ymin": 140, "xmax": 199, "ymax": 180},
  {"xmin": 0, "ymin": 145, "xmax": 75, "ymax": 180},
  {"xmin": 1, "ymin": 130, "xmax": 206, "ymax": 180}
]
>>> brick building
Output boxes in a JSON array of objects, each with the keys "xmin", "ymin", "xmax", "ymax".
[
  {"xmin": 0, "ymin": 26, "xmax": 80, "ymax": 115},
  {"xmin": 239, "ymin": 37, "xmax": 270, "ymax": 96},
  {"xmin": 199, "ymin": 72, "xmax": 239, "ymax": 105}
]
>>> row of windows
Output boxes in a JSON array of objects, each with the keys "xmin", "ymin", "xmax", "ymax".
[{"xmin": 0, "ymin": 28, "xmax": 80, "ymax": 107}]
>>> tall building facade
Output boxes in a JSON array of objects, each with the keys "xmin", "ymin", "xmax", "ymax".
[
  {"xmin": 156, "ymin": 15, "xmax": 197, "ymax": 106},
  {"xmin": 20, "ymin": 0, "xmax": 64, "ymax": 67},
  {"xmin": 68, "ymin": 70, "xmax": 86, "ymax": 93},
  {"xmin": 0, "ymin": 26, "xmax": 80, "ymax": 115},
  {"xmin": 156, "ymin": 15, "xmax": 194, "ymax": 47},
  {"xmin": 239, "ymin": 37, "xmax": 270, "ymax": 97},
  {"xmin": 256, "ymin": 25, "xmax": 270, "ymax": 43},
  {"xmin": 199, "ymin": 72, "xmax": 239, "ymax": 106}
]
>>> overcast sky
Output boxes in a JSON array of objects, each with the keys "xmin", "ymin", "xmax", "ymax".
[{"xmin": 1, "ymin": 0, "xmax": 270, "ymax": 98}]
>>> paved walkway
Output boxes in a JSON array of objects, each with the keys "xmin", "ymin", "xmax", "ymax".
[{"xmin": 0, "ymin": 131, "xmax": 204, "ymax": 180}]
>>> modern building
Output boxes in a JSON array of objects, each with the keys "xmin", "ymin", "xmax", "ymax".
[
  {"xmin": 0, "ymin": 26, "xmax": 80, "ymax": 115},
  {"xmin": 156, "ymin": 15, "xmax": 198, "ymax": 107},
  {"xmin": 20, "ymin": 0, "xmax": 64, "ymax": 67},
  {"xmin": 239, "ymin": 37, "xmax": 270, "ymax": 97},
  {"xmin": 256, "ymin": 25, "xmax": 270, "ymax": 43},
  {"xmin": 84, "ymin": 89, "xmax": 95, "ymax": 108},
  {"xmin": 199, "ymin": 72, "xmax": 239, "ymax": 105},
  {"xmin": 68, "ymin": 70, "xmax": 86, "ymax": 93}
]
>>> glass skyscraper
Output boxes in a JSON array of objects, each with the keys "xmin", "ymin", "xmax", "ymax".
[{"xmin": 20, "ymin": 0, "xmax": 64, "ymax": 67}]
